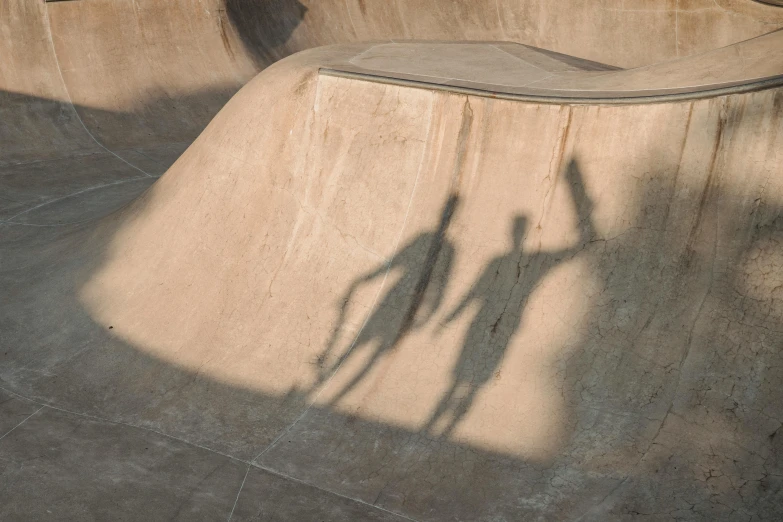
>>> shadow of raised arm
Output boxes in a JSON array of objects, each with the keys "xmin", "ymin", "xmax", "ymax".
[{"xmin": 564, "ymin": 158, "xmax": 597, "ymax": 246}]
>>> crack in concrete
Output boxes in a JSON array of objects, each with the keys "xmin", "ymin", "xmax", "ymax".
[
  {"xmin": 0, "ymin": 406, "xmax": 44, "ymax": 444},
  {"xmin": 0, "ymin": 384, "xmax": 414, "ymax": 521}
]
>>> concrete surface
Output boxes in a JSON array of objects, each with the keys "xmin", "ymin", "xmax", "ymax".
[{"xmin": 2, "ymin": 1, "xmax": 783, "ymax": 521}]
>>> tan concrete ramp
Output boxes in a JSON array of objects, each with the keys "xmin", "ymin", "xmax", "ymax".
[{"xmin": 2, "ymin": 2, "xmax": 783, "ymax": 521}]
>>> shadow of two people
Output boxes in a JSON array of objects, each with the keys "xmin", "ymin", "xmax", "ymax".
[{"xmin": 311, "ymin": 159, "xmax": 596, "ymax": 440}]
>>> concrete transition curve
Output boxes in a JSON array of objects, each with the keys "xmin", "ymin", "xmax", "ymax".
[{"xmin": 2, "ymin": 1, "xmax": 783, "ymax": 521}]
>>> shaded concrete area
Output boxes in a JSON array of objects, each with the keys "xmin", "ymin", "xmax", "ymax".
[
  {"xmin": 0, "ymin": 390, "xmax": 245, "ymax": 521},
  {"xmin": 3, "ymin": 1, "xmax": 783, "ymax": 521},
  {"xmin": 0, "ymin": 391, "xmax": 408, "ymax": 521}
]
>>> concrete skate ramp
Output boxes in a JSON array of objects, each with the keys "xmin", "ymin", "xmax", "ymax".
[
  {"xmin": 3, "ymin": 2, "xmax": 783, "ymax": 521},
  {"xmin": 4, "ymin": 0, "xmax": 783, "ymax": 168}
]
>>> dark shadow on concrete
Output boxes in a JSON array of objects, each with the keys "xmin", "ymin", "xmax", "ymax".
[
  {"xmin": 312, "ymin": 194, "xmax": 458, "ymax": 406},
  {"xmin": 0, "ymin": 87, "xmax": 240, "ymax": 224},
  {"xmin": 424, "ymin": 160, "xmax": 595, "ymax": 438},
  {"xmin": 224, "ymin": 0, "xmax": 308, "ymax": 68},
  {"xmin": 556, "ymin": 99, "xmax": 783, "ymax": 518},
  {"xmin": 1, "ymin": 87, "xmax": 238, "ymax": 166}
]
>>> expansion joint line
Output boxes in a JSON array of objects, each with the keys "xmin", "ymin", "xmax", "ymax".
[{"xmin": 0, "ymin": 385, "xmax": 412, "ymax": 521}]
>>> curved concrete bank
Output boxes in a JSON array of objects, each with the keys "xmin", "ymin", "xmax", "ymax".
[
  {"xmin": 3, "ymin": 2, "xmax": 782, "ymax": 224},
  {"xmin": 4, "ymin": 0, "xmax": 783, "ymax": 167},
  {"xmin": 3, "ymin": 31, "xmax": 783, "ymax": 520},
  {"xmin": 3, "ymin": 1, "xmax": 783, "ymax": 521}
]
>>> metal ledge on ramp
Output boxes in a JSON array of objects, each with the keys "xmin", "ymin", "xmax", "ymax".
[{"xmin": 320, "ymin": 35, "xmax": 783, "ymax": 105}]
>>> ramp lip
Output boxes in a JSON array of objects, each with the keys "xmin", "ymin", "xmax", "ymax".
[{"xmin": 319, "ymin": 67, "xmax": 783, "ymax": 105}]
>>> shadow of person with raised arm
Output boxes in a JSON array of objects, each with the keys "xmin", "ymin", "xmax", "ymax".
[
  {"xmin": 311, "ymin": 194, "xmax": 460, "ymax": 406},
  {"xmin": 424, "ymin": 160, "xmax": 596, "ymax": 439}
]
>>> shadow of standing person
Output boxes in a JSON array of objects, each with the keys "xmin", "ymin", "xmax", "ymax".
[
  {"xmin": 425, "ymin": 160, "xmax": 596, "ymax": 439},
  {"xmin": 312, "ymin": 195, "xmax": 460, "ymax": 406}
]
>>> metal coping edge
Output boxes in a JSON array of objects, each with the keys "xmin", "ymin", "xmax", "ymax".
[{"xmin": 319, "ymin": 68, "xmax": 783, "ymax": 105}]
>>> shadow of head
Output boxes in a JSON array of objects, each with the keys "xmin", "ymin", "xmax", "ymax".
[
  {"xmin": 224, "ymin": 0, "xmax": 308, "ymax": 67},
  {"xmin": 512, "ymin": 215, "xmax": 528, "ymax": 250},
  {"xmin": 437, "ymin": 194, "xmax": 460, "ymax": 235}
]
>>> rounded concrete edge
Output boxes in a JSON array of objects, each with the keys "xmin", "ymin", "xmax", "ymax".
[{"xmin": 319, "ymin": 68, "xmax": 783, "ymax": 106}]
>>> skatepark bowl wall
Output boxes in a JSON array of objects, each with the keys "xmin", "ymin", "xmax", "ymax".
[{"xmin": 2, "ymin": 1, "xmax": 783, "ymax": 521}]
